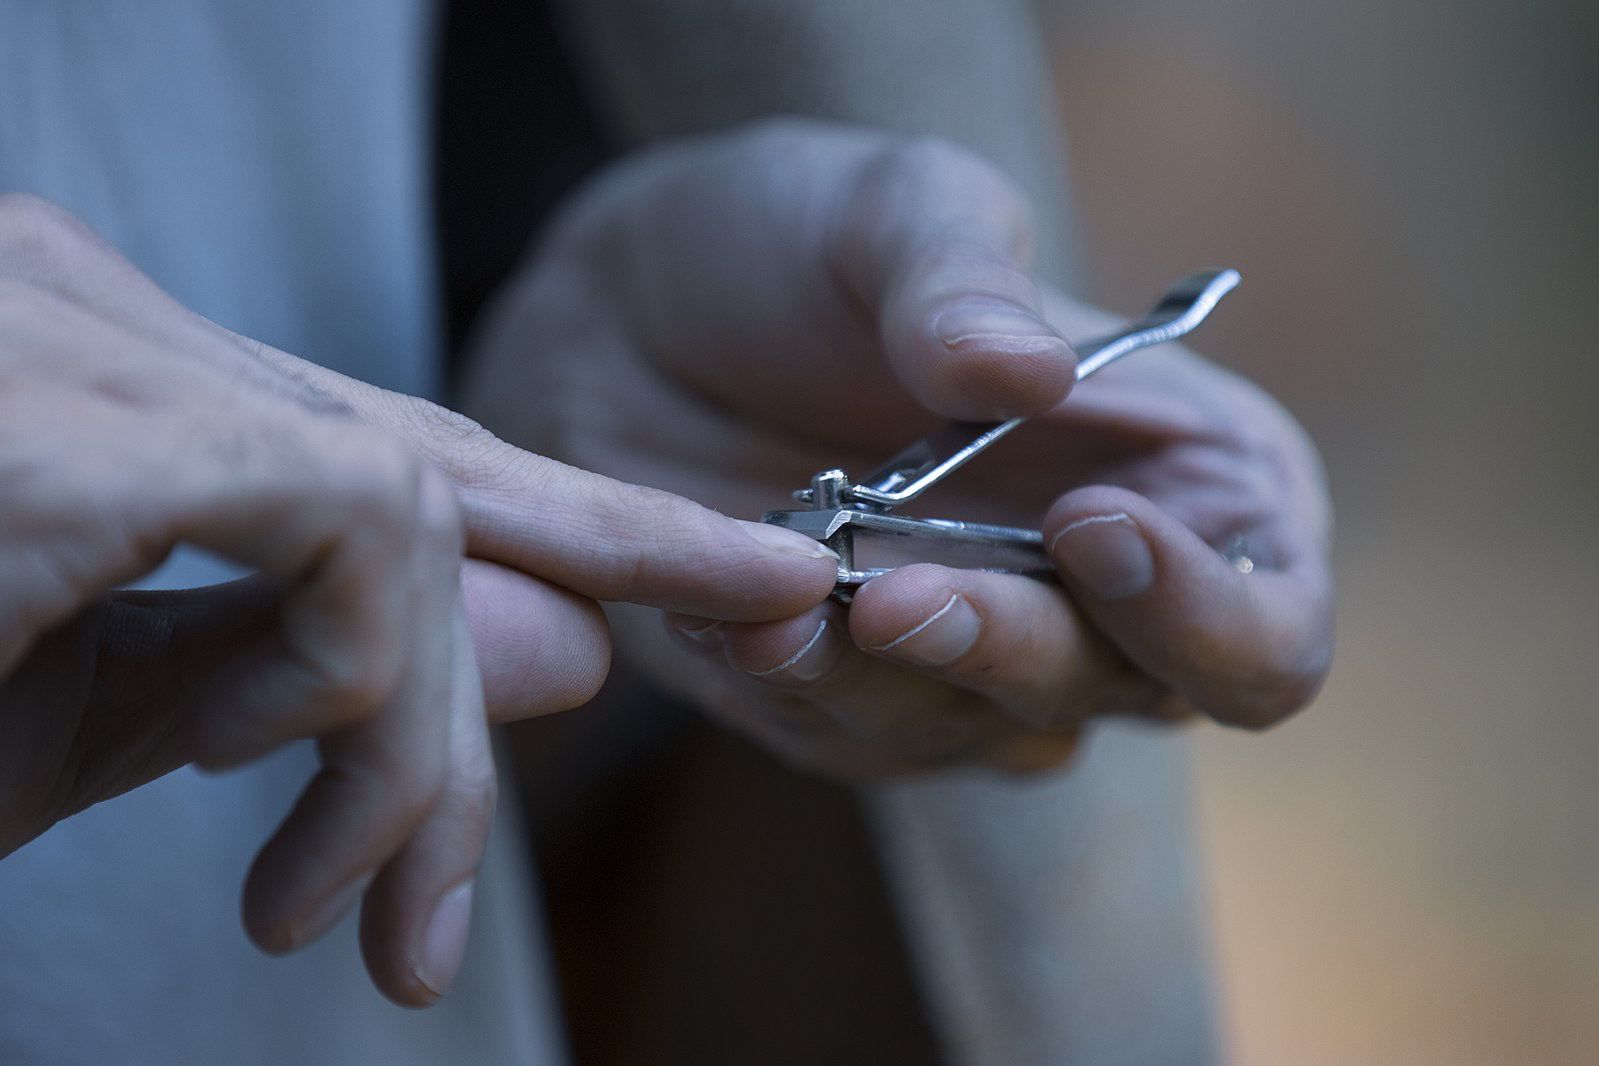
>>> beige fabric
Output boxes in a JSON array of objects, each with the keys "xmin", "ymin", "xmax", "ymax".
[
  {"xmin": 870, "ymin": 724, "xmax": 1219, "ymax": 1065},
  {"xmin": 551, "ymin": 3, "xmax": 1220, "ymax": 1062},
  {"xmin": 553, "ymin": 0, "xmax": 1083, "ymax": 288},
  {"xmin": 0, "ymin": 5, "xmax": 564, "ymax": 1062}
]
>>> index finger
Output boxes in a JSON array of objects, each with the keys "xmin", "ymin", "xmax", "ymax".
[
  {"xmin": 455, "ymin": 452, "xmax": 840, "ymax": 620},
  {"xmin": 241, "ymin": 349, "xmax": 840, "ymax": 621}
]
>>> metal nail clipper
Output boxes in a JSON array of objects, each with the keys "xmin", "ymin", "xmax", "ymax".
[{"xmin": 761, "ymin": 269, "xmax": 1241, "ymax": 601}]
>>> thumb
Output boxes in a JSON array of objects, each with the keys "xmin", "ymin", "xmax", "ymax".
[{"xmin": 827, "ymin": 137, "xmax": 1076, "ymax": 420}]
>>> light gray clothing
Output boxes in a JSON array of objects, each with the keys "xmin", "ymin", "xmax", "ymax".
[
  {"xmin": 0, "ymin": 2, "xmax": 1221, "ymax": 1064},
  {"xmin": 0, "ymin": 4, "xmax": 563, "ymax": 1063}
]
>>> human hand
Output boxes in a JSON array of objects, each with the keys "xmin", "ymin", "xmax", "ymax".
[
  {"xmin": 0, "ymin": 195, "xmax": 836, "ymax": 1001},
  {"xmin": 463, "ymin": 120, "xmax": 1334, "ymax": 779}
]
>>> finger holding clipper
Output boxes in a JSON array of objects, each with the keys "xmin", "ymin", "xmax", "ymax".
[
  {"xmin": 1046, "ymin": 485, "xmax": 1333, "ymax": 730},
  {"xmin": 846, "ymin": 562, "xmax": 1164, "ymax": 731}
]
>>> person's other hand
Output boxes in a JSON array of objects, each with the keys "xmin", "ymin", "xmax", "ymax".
[
  {"xmin": 463, "ymin": 120, "xmax": 1333, "ymax": 779},
  {"xmin": 0, "ymin": 195, "xmax": 836, "ymax": 1002}
]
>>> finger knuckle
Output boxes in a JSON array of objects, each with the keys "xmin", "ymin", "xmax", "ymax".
[
  {"xmin": 295, "ymin": 642, "xmax": 395, "ymax": 723},
  {"xmin": 442, "ymin": 753, "xmax": 498, "ymax": 829},
  {"xmin": 554, "ymin": 627, "xmax": 611, "ymax": 711},
  {"xmin": 413, "ymin": 464, "xmax": 465, "ymax": 559},
  {"xmin": 399, "ymin": 395, "xmax": 500, "ymax": 473},
  {"xmin": 326, "ymin": 427, "xmax": 461, "ymax": 556},
  {"xmin": 325, "ymin": 426, "xmax": 418, "ymax": 520},
  {"xmin": 1210, "ymin": 647, "xmax": 1332, "ymax": 729},
  {"xmin": 0, "ymin": 193, "xmax": 94, "ymax": 261},
  {"xmin": 378, "ymin": 727, "xmax": 455, "ymax": 798},
  {"xmin": 484, "ymin": 597, "xmax": 610, "ymax": 719},
  {"xmin": 856, "ymin": 134, "xmax": 1026, "ymax": 231},
  {"xmin": 408, "ymin": 395, "xmax": 486, "ymax": 443},
  {"xmin": 913, "ymin": 236, "xmax": 1041, "ymax": 300},
  {"xmin": 844, "ymin": 137, "xmax": 929, "ymax": 224}
]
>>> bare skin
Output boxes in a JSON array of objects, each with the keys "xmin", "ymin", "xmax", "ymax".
[
  {"xmin": 0, "ymin": 193, "xmax": 837, "ymax": 1005},
  {"xmin": 0, "ymin": 118, "xmax": 1334, "ymax": 1018},
  {"xmin": 466, "ymin": 121, "xmax": 1334, "ymax": 780}
]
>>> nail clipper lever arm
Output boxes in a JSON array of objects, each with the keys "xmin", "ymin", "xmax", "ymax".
[{"xmin": 822, "ymin": 269, "xmax": 1241, "ymax": 511}]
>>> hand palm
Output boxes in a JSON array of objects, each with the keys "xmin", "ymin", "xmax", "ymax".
[{"xmin": 467, "ymin": 121, "xmax": 1332, "ymax": 777}]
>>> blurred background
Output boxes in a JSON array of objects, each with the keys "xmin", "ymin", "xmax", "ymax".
[
  {"xmin": 1034, "ymin": 0, "xmax": 1598, "ymax": 1061},
  {"xmin": 439, "ymin": 1, "xmax": 1595, "ymax": 1058}
]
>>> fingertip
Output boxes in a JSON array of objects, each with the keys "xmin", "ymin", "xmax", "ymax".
[
  {"xmin": 419, "ymin": 880, "xmax": 475, "ymax": 1001},
  {"xmin": 687, "ymin": 520, "xmax": 839, "ymax": 621},
  {"xmin": 1048, "ymin": 511, "xmax": 1156, "ymax": 601},
  {"xmin": 847, "ymin": 563, "xmax": 1127, "ymax": 730},
  {"xmin": 846, "ymin": 564, "xmax": 980, "ymax": 654},
  {"xmin": 718, "ymin": 605, "xmax": 845, "ymax": 685},
  {"xmin": 890, "ymin": 265, "xmax": 1076, "ymax": 419},
  {"xmin": 735, "ymin": 518, "xmax": 841, "ymax": 562},
  {"xmin": 1045, "ymin": 487, "xmax": 1333, "ymax": 730},
  {"xmin": 925, "ymin": 298, "xmax": 1077, "ymax": 416},
  {"xmin": 864, "ymin": 590, "xmax": 981, "ymax": 668},
  {"xmin": 357, "ymin": 887, "xmax": 448, "ymax": 1008},
  {"xmin": 461, "ymin": 560, "xmax": 611, "ymax": 721},
  {"xmin": 242, "ymin": 860, "xmax": 372, "ymax": 958},
  {"xmin": 357, "ymin": 821, "xmax": 491, "ymax": 1007}
]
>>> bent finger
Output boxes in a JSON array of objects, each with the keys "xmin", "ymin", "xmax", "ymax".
[
  {"xmin": 460, "ymin": 558, "xmax": 610, "ymax": 723},
  {"xmin": 238, "ymin": 467, "xmax": 461, "ymax": 958},
  {"xmin": 1046, "ymin": 486, "xmax": 1335, "ymax": 728},
  {"xmin": 177, "ymin": 428, "xmax": 458, "ymax": 769},
  {"xmin": 845, "ymin": 563, "xmax": 1166, "ymax": 731},
  {"xmin": 666, "ymin": 604, "xmax": 1058, "ymax": 778},
  {"xmin": 358, "ymin": 610, "xmax": 496, "ymax": 1006}
]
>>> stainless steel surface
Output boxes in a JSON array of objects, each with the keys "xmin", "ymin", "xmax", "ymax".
[
  {"xmin": 794, "ymin": 269, "xmax": 1241, "ymax": 512},
  {"xmin": 765, "ymin": 508, "xmax": 1053, "ymax": 590},
  {"xmin": 763, "ymin": 270, "xmax": 1240, "ymax": 596}
]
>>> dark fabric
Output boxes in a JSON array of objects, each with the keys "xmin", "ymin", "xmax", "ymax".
[
  {"xmin": 505, "ymin": 673, "xmax": 945, "ymax": 1066},
  {"xmin": 432, "ymin": 0, "xmax": 614, "ymax": 369},
  {"xmin": 432, "ymin": 3, "xmax": 943, "ymax": 1062}
]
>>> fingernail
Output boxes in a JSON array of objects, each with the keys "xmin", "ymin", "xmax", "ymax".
[
  {"xmin": 738, "ymin": 519, "xmax": 840, "ymax": 560},
  {"xmin": 747, "ymin": 619, "xmax": 839, "ymax": 682},
  {"xmin": 291, "ymin": 871, "xmax": 374, "ymax": 951},
  {"xmin": 870, "ymin": 593, "xmax": 980, "ymax": 666},
  {"xmin": 933, "ymin": 300, "xmax": 1068, "ymax": 352},
  {"xmin": 668, "ymin": 614, "xmax": 725, "ymax": 647},
  {"xmin": 416, "ymin": 880, "xmax": 474, "ymax": 999},
  {"xmin": 1052, "ymin": 514, "xmax": 1155, "ymax": 599}
]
